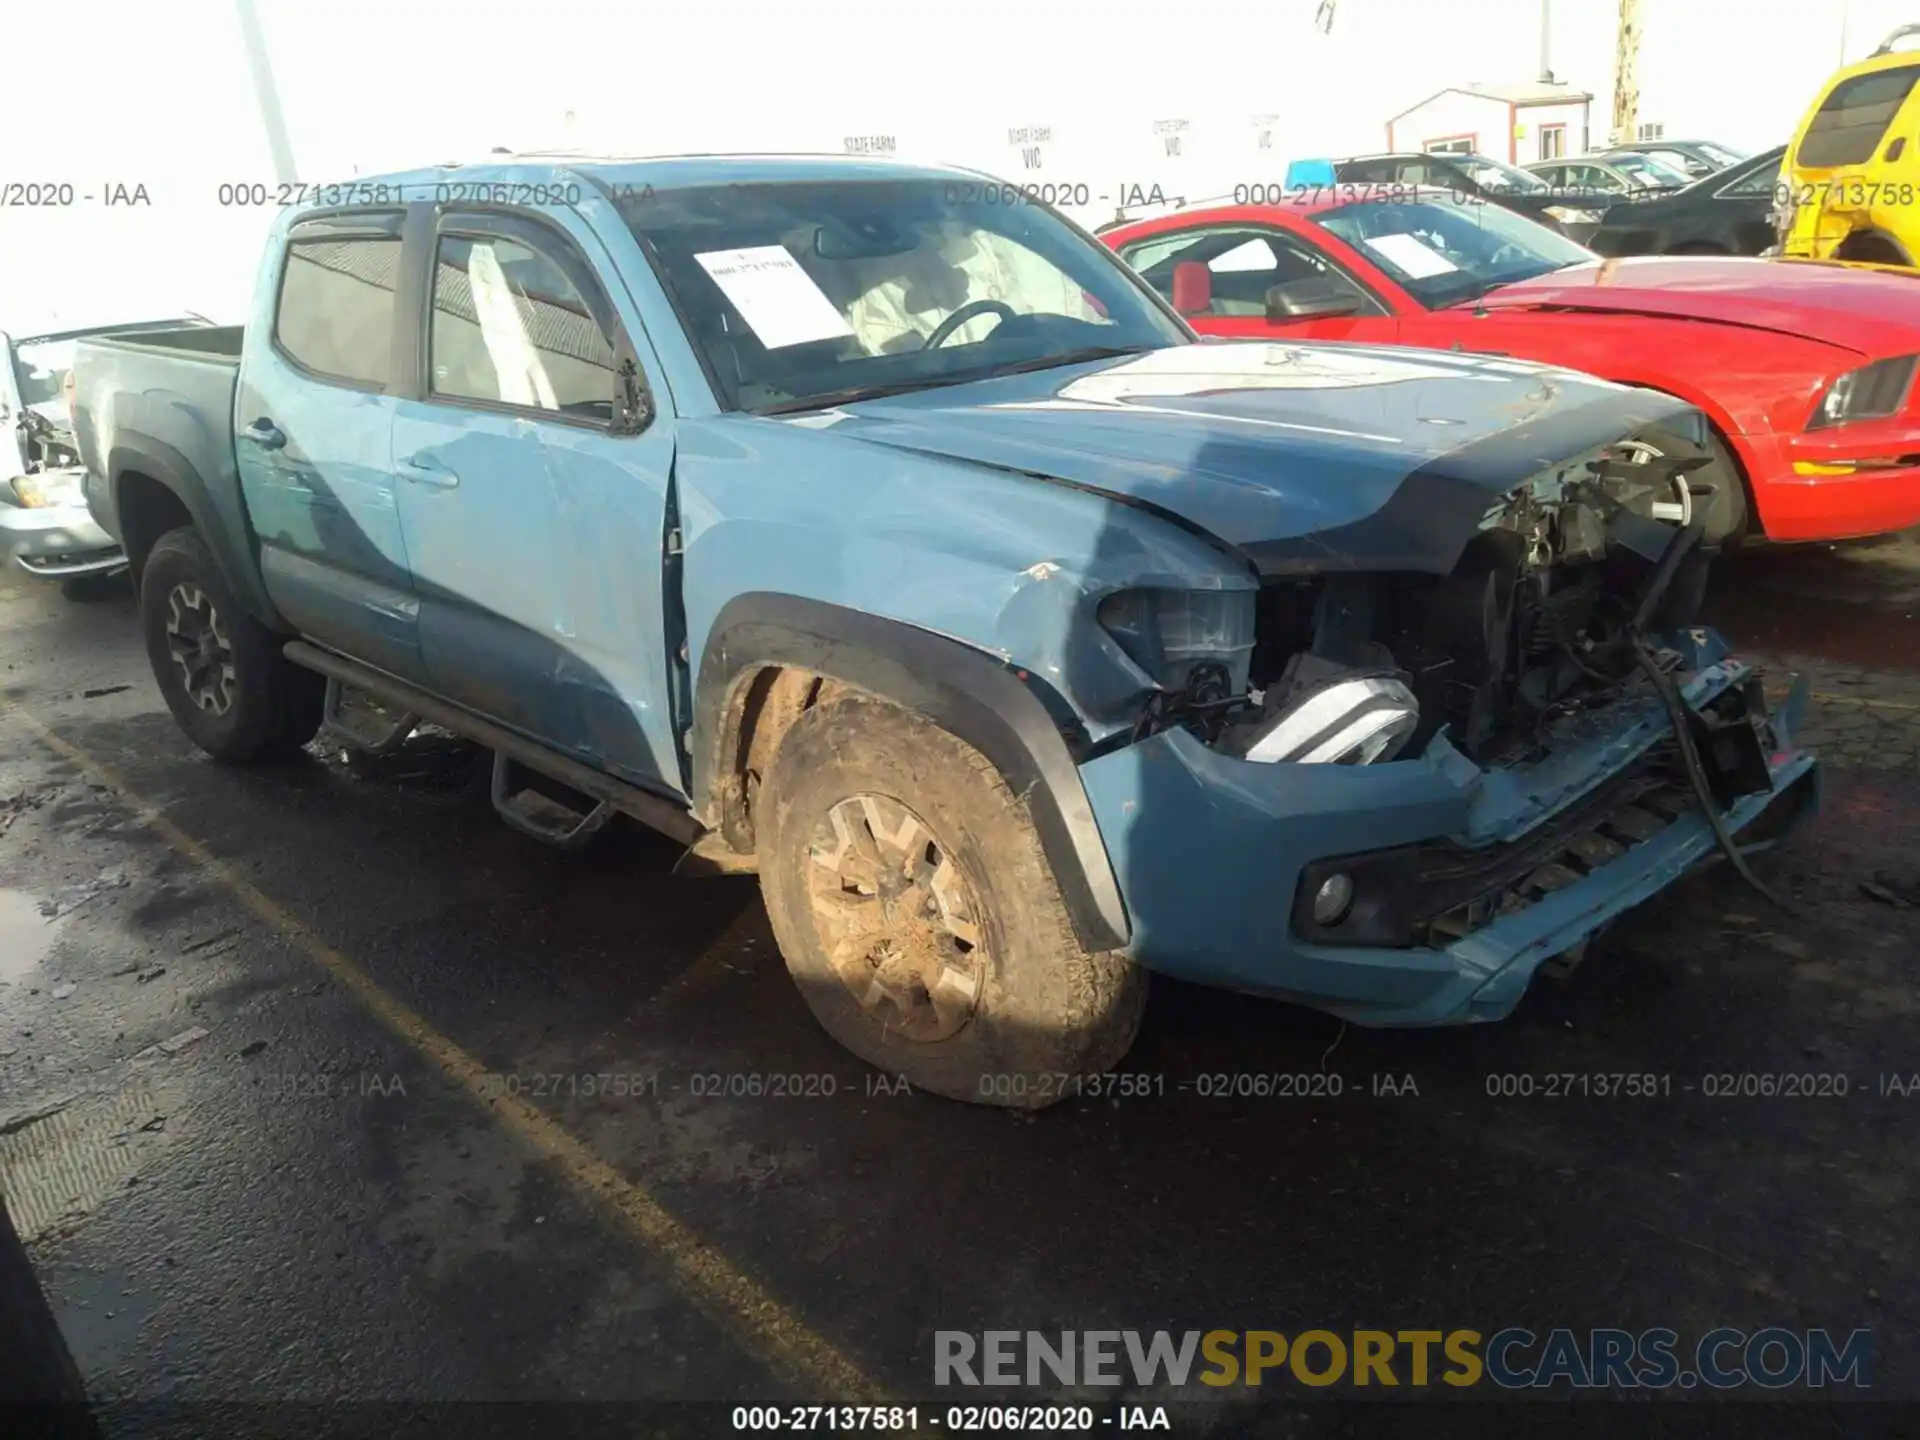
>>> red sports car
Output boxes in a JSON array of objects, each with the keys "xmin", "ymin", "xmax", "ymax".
[{"xmin": 1100, "ymin": 190, "xmax": 1920, "ymax": 544}]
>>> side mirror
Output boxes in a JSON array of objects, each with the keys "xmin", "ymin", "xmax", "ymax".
[
  {"xmin": 615, "ymin": 356, "xmax": 655, "ymax": 435},
  {"xmin": 1265, "ymin": 279, "xmax": 1364, "ymax": 323}
]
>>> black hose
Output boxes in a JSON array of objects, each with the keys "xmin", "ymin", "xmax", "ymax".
[{"xmin": 1628, "ymin": 635, "xmax": 1802, "ymax": 919}]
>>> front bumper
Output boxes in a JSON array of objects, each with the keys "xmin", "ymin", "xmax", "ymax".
[
  {"xmin": 1750, "ymin": 421, "xmax": 1920, "ymax": 541},
  {"xmin": 0, "ymin": 469, "xmax": 126, "ymax": 579},
  {"xmin": 1079, "ymin": 646, "xmax": 1818, "ymax": 1027}
]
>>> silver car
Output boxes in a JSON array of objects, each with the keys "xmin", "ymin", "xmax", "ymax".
[{"xmin": 1, "ymin": 317, "xmax": 209, "ymax": 594}]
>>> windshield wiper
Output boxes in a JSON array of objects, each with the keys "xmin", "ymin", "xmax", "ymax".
[
  {"xmin": 755, "ymin": 377, "xmax": 968, "ymax": 416},
  {"xmin": 987, "ymin": 344, "xmax": 1155, "ymax": 377},
  {"xmin": 752, "ymin": 345, "xmax": 1154, "ymax": 417}
]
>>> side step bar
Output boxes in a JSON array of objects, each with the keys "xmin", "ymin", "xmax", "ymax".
[
  {"xmin": 283, "ymin": 640, "xmax": 705, "ymax": 847},
  {"xmin": 491, "ymin": 752, "xmax": 615, "ymax": 850},
  {"xmin": 320, "ymin": 677, "xmax": 420, "ymax": 755}
]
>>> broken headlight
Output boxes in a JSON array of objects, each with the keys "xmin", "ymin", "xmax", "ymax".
[
  {"xmin": 1221, "ymin": 654, "xmax": 1421, "ymax": 766},
  {"xmin": 1097, "ymin": 587, "xmax": 1255, "ymax": 693},
  {"xmin": 9, "ymin": 471, "xmax": 84, "ymax": 509}
]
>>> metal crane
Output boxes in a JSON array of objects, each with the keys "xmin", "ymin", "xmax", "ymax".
[{"xmin": 1612, "ymin": 0, "xmax": 1642, "ymax": 145}]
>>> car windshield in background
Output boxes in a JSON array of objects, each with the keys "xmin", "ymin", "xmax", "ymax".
[
  {"xmin": 615, "ymin": 180, "xmax": 1188, "ymax": 414},
  {"xmin": 1609, "ymin": 152, "xmax": 1691, "ymax": 188},
  {"xmin": 1457, "ymin": 156, "xmax": 1549, "ymax": 193},
  {"xmin": 1313, "ymin": 198, "xmax": 1595, "ymax": 308},
  {"xmin": 1696, "ymin": 141, "xmax": 1747, "ymax": 166}
]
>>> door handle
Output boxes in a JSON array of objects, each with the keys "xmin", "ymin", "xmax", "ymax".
[
  {"xmin": 398, "ymin": 454, "xmax": 460, "ymax": 489},
  {"xmin": 241, "ymin": 418, "xmax": 286, "ymax": 450}
]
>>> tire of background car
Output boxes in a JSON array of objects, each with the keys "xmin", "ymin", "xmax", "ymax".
[
  {"xmin": 1833, "ymin": 231, "xmax": 1911, "ymax": 267},
  {"xmin": 139, "ymin": 526, "xmax": 323, "ymax": 762},
  {"xmin": 0, "ymin": 1194, "xmax": 99, "ymax": 1430},
  {"xmin": 1621, "ymin": 423, "xmax": 1752, "ymax": 549},
  {"xmin": 754, "ymin": 692, "xmax": 1146, "ymax": 1109},
  {"xmin": 58, "ymin": 573, "xmax": 127, "ymax": 603}
]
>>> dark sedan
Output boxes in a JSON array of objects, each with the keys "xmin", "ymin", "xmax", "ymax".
[
  {"xmin": 1585, "ymin": 144, "xmax": 1786, "ymax": 257},
  {"xmin": 1332, "ymin": 151, "xmax": 1616, "ymax": 241},
  {"xmin": 1602, "ymin": 139, "xmax": 1749, "ymax": 179}
]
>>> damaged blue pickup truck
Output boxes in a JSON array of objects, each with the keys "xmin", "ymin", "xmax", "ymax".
[{"xmin": 71, "ymin": 154, "xmax": 1818, "ymax": 1107}]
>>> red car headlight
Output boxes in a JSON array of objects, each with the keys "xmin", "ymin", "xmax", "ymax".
[{"xmin": 1809, "ymin": 355, "xmax": 1918, "ymax": 429}]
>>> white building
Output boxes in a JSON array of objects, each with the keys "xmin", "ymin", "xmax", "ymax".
[{"xmin": 1385, "ymin": 82, "xmax": 1595, "ymax": 165}]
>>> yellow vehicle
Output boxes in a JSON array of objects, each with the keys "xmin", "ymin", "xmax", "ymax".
[{"xmin": 1779, "ymin": 24, "xmax": 1920, "ymax": 266}]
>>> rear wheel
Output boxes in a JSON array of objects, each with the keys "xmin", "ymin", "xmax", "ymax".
[
  {"xmin": 139, "ymin": 527, "xmax": 322, "ymax": 762},
  {"xmin": 755, "ymin": 693, "xmax": 1145, "ymax": 1109}
]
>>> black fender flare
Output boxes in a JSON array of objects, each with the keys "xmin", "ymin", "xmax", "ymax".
[
  {"xmin": 108, "ymin": 433, "xmax": 285, "ymax": 629},
  {"xmin": 691, "ymin": 593, "xmax": 1130, "ymax": 952}
]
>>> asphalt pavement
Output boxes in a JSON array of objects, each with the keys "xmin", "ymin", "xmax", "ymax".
[{"xmin": 2, "ymin": 533, "xmax": 1918, "ymax": 1437}]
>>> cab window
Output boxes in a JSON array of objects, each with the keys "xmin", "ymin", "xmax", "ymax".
[
  {"xmin": 274, "ymin": 214, "xmax": 405, "ymax": 389},
  {"xmin": 428, "ymin": 230, "xmax": 620, "ymax": 423}
]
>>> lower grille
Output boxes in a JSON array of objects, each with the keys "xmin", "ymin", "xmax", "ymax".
[{"xmin": 1423, "ymin": 759, "xmax": 1698, "ymax": 944}]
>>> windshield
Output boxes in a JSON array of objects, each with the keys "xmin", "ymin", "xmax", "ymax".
[
  {"xmin": 1314, "ymin": 198, "xmax": 1595, "ymax": 309},
  {"xmin": 10, "ymin": 339, "xmax": 79, "ymax": 410},
  {"xmin": 1455, "ymin": 155, "xmax": 1549, "ymax": 193},
  {"xmin": 1696, "ymin": 141, "xmax": 1746, "ymax": 166},
  {"xmin": 1608, "ymin": 152, "xmax": 1690, "ymax": 188},
  {"xmin": 1637, "ymin": 147, "xmax": 1716, "ymax": 177},
  {"xmin": 616, "ymin": 180, "xmax": 1188, "ymax": 414}
]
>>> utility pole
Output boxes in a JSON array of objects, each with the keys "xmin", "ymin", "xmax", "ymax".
[
  {"xmin": 1539, "ymin": 0, "xmax": 1554, "ymax": 83},
  {"xmin": 1611, "ymin": 0, "xmax": 1641, "ymax": 146},
  {"xmin": 233, "ymin": 0, "xmax": 298, "ymax": 184}
]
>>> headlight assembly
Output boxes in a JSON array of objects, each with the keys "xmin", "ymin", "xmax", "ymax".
[
  {"xmin": 10, "ymin": 475, "xmax": 56, "ymax": 509},
  {"xmin": 1096, "ymin": 587, "xmax": 1255, "ymax": 694},
  {"xmin": 1809, "ymin": 355, "xmax": 1917, "ymax": 429}
]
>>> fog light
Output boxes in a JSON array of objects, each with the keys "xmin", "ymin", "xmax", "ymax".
[{"xmin": 1312, "ymin": 872, "xmax": 1355, "ymax": 926}]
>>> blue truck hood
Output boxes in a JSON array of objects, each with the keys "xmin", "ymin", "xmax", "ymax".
[{"xmin": 799, "ymin": 342, "xmax": 1694, "ymax": 575}]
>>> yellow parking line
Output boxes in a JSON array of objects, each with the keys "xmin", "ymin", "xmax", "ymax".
[{"xmin": 11, "ymin": 707, "xmax": 885, "ymax": 1404}]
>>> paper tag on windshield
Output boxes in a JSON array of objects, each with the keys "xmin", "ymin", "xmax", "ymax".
[
  {"xmin": 1361, "ymin": 233, "xmax": 1460, "ymax": 279},
  {"xmin": 694, "ymin": 246, "xmax": 854, "ymax": 350}
]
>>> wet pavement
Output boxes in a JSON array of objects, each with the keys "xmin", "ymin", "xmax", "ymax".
[{"xmin": 2, "ymin": 534, "xmax": 1919, "ymax": 1435}]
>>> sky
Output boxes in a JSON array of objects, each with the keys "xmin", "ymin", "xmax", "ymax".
[{"xmin": 2, "ymin": 0, "xmax": 1903, "ymax": 330}]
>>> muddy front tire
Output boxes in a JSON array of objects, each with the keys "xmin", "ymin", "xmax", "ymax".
[
  {"xmin": 755, "ymin": 693, "xmax": 1146, "ymax": 1109},
  {"xmin": 139, "ymin": 527, "xmax": 322, "ymax": 763}
]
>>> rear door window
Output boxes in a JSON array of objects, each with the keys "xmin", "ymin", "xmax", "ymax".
[
  {"xmin": 273, "ymin": 214, "xmax": 404, "ymax": 389},
  {"xmin": 1799, "ymin": 66, "xmax": 1920, "ymax": 168}
]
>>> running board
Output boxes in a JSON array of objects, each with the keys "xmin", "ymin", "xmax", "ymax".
[
  {"xmin": 320, "ymin": 677, "xmax": 419, "ymax": 755},
  {"xmin": 283, "ymin": 640, "xmax": 705, "ymax": 847},
  {"xmin": 491, "ymin": 753, "xmax": 615, "ymax": 850}
]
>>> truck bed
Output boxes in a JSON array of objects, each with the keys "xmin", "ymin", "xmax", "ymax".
[
  {"xmin": 70, "ymin": 326, "xmax": 268, "ymax": 616},
  {"xmin": 85, "ymin": 324, "xmax": 245, "ymax": 361}
]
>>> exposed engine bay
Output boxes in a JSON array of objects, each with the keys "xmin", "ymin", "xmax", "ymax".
[
  {"xmin": 1160, "ymin": 438, "xmax": 1728, "ymax": 769},
  {"xmin": 14, "ymin": 407, "xmax": 82, "ymax": 475}
]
